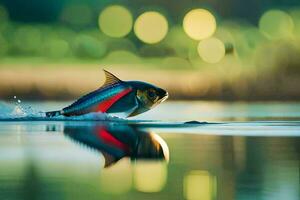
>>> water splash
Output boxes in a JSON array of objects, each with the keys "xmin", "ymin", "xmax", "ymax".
[
  {"xmin": 9, "ymin": 96, "xmax": 44, "ymax": 118},
  {"xmin": 11, "ymin": 96, "xmax": 25, "ymax": 117},
  {"xmin": 0, "ymin": 100, "xmax": 124, "ymax": 121}
]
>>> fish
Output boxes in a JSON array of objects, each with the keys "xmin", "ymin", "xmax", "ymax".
[
  {"xmin": 63, "ymin": 123, "xmax": 169, "ymax": 167},
  {"xmin": 45, "ymin": 69, "xmax": 168, "ymax": 117}
]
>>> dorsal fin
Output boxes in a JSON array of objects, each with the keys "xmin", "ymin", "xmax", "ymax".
[{"xmin": 102, "ymin": 69, "xmax": 122, "ymax": 88}]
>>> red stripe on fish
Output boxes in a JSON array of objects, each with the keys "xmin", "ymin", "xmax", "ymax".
[
  {"xmin": 96, "ymin": 88, "xmax": 132, "ymax": 112},
  {"xmin": 96, "ymin": 128, "xmax": 129, "ymax": 152}
]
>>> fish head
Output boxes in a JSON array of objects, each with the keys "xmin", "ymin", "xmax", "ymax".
[{"xmin": 127, "ymin": 81, "xmax": 168, "ymax": 116}]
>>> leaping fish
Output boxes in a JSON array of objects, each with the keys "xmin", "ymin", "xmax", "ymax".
[{"xmin": 46, "ymin": 70, "xmax": 168, "ymax": 118}]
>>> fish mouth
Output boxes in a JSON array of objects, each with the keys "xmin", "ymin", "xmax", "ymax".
[{"xmin": 158, "ymin": 91, "xmax": 169, "ymax": 103}]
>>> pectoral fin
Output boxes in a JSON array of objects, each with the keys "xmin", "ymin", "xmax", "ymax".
[{"xmin": 128, "ymin": 107, "xmax": 149, "ymax": 117}]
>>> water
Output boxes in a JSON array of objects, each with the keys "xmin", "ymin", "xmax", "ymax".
[{"xmin": 0, "ymin": 101, "xmax": 299, "ymax": 200}]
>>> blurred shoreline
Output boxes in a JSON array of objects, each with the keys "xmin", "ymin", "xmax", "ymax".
[
  {"xmin": 1, "ymin": 62, "xmax": 299, "ymax": 101},
  {"xmin": 1, "ymin": 4, "xmax": 300, "ymax": 102}
]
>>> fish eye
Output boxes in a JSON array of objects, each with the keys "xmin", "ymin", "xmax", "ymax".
[{"xmin": 147, "ymin": 90, "xmax": 157, "ymax": 100}]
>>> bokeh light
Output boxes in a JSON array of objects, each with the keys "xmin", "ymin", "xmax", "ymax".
[
  {"xmin": 197, "ymin": 37, "xmax": 225, "ymax": 63},
  {"xmin": 73, "ymin": 34, "xmax": 107, "ymax": 59},
  {"xmin": 231, "ymin": 26, "xmax": 266, "ymax": 61},
  {"xmin": 134, "ymin": 11, "xmax": 168, "ymax": 44},
  {"xmin": 100, "ymin": 158, "xmax": 132, "ymax": 194},
  {"xmin": 133, "ymin": 160, "xmax": 167, "ymax": 192},
  {"xmin": 183, "ymin": 9, "xmax": 216, "ymax": 40},
  {"xmin": 183, "ymin": 170, "xmax": 216, "ymax": 200},
  {"xmin": 13, "ymin": 26, "xmax": 42, "ymax": 55},
  {"xmin": 43, "ymin": 39, "xmax": 70, "ymax": 58},
  {"xmin": 99, "ymin": 5, "xmax": 133, "ymax": 38},
  {"xmin": 259, "ymin": 10, "xmax": 294, "ymax": 39}
]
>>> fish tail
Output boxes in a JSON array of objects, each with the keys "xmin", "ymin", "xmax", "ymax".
[{"xmin": 46, "ymin": 110, "xmax": 62, "ymax": 117}]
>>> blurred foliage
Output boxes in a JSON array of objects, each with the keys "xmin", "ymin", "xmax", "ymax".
[
  {"xmin": 0, "ymin": 3, "xmax": 300, "ymax": 100},
  {"xmin": 0, "ymin": 4, "xmax": 299, "ymax": 74}
]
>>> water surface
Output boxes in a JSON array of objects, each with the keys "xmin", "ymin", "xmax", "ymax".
[{"xmin": 0, "ymin": 101, "xmax": 299, "ymax": 200}]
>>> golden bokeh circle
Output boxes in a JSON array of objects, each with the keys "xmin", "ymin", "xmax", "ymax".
[
  {"xmin": 183, "ymin": 9, "xmax": 216, "ymax": 40},
  {"xmin": 99, "ymin": 5, "xmax": 133, "ymax": 38},
  {"xmin": 134, "ymin": 11, "xmax": 168, "ymax": 44},
  {"xmin": 259, "ymin": 9, "xmax": 294, "ymax": 39},
  {"xmin": 197, "ymin": 37, "xmax": 225, "ymax": 63}
]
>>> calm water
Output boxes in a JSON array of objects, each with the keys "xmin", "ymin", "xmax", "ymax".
[{"xmin": 0, "ymin": 101, "xmax": 299, "ymax": 200}]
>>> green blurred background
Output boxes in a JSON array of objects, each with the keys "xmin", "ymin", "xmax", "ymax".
[{"xmin": 0, "ymin": 0, "xmax": 300, "ymax": 101}]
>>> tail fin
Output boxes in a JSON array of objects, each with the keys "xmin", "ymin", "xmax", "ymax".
[{"xmin": 46, "ymin": 110, "xmax": 62, "ymax": 117}]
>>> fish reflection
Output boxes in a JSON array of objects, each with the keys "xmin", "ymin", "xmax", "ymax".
[{"xmin": 63, "ymin": 123, "xmax": 169, "ymax": 167}]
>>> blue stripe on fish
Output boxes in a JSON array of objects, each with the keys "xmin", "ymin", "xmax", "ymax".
[{"xmin": 62, "ymin": 83, "xmax": 131, "ymax": 115}]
